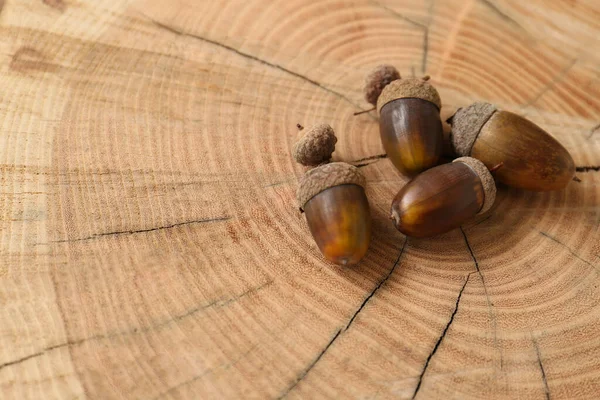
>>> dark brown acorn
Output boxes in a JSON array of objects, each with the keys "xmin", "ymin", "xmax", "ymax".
[
  {"xmin": 297, "ymin": 162, "xmax": 371, "ymax": 266},
  {"xmin": 364, "ymin": 66, "xmax": 444, "ymax": 176},
  {"xmin": 390, "ymin": 157, "xmax": 496, "ymax": 238},
  {"xmin": 449, "ymin": 102, "xmax": 575, "ymax": 191}
]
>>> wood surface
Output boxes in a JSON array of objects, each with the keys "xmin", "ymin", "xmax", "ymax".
[{"xmin": 1, "ymin": 0, "xmax": 599, "ymax": 399}]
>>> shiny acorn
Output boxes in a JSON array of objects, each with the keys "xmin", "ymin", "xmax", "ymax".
[
  {"xmin": 449, "ymin": 102, "xmax": 575, "ymax": 191},
  {"xmin": 391, "ymin": 157, "xmax": 496, "ymax": 238},
  {"xmin": 297, "ymin": 162, "xmax": 371, "ymax": 266},
  {"xmin": 364, "ymin": 65, "xmax": 444, "ymax": 176}
]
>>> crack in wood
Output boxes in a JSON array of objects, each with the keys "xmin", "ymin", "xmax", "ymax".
[
  {"xmin": 422, "ymin": 30, "xmax": 429, "ymax": 73},
  {"xmin": 411, "ymin": 272, "xmax": 473, "ymax": 399},
  {"xmin": 478, "ymin": 0, "xmax": 523, "ymax": 29},
  {"xmin": 533, "ymin": 338, "xmax": 551, "ymax": 400},
  {"xmin": 50, "ymin": 216, "xmax": 231, "ymax": 243},
  {"xmin": 344, "ymin": 239, "xmax": 407, "ymax": 332},
  {"xmin": 460, "ymin": 227, "xmax": 502, "ymax": 368},
  {"xmin": 587, "ymin": 123, "xmax": 600, "ymax": 140},
  {"xmin": 524, "ymin": 59, "xmax": 578, "ymax": 108},
  {"xmin": 151, "ymin": 344, "xmax": 260, "ymax": 400},
  {"xmin": 351, "ymin": 153, "xmax": 388, "ymax": 163},
  {"xmin": 576, "ymin": 166, "xmax": 600, "ymax": 172},
  {"xmin": 276, "ymin": 329, "xmax": 342, "ymax": 399},
  {"xmin": 277, "ymin": 239, "xmax": 408, "ymax": 398},
  {"xmin": 351, "ymin": 153, "xmax": 388, "ymax": 168},
  {"xmin": 0, "ymin": 282, "xmax": 271, "ymax": 372},
  {"xmin": 145, "ymin": 17, "xmax": 367, "ymax": 116},
  {"xmin": 539, "ymin": 231, "xmax": 598, "ymax": 271},
  {"xmin": 368, "ymin": 1, "xmax": 429, "ymax": 72},
  {"xmin": 0, "ymin": 339, "xmax": 83, "ymax": 372}
]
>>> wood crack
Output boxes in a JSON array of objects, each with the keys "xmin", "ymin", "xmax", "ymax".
[
  {"xmin": 587, "ymin": 123, "xmax": 600, "ymax": 140},
  {"xmin": 0, "ymin": 282, "xmax": 271, "ymax": 372},
  {"xmin": 276, "ymin": 329, "xmax": 342, "ymax": 399},
  {"xmin": 460, "ymin": 227, "xmax": 502, "ymax": 367},
  {"xmin": 145, "ymin": 17, "xmax": 367, "ymax": 115},
  {"xmin": 0, "ymin": 339, "xmax": 83, "ymax": 372},
  {"xmin": 350, "ymin": 153, "xmax": 388, "ymax": 168},
  {"xmin": 277, "ymin": 238, "xmax": 408, "ymax": 398},
  {"xmin": 576, "ymin": 166, "xmax": 600, "ymax": 172},
  {"xmin": 524, "ymin": 59, "xmax": 577, "ymax": 108},
  {"xmin": 152, "ymin": 343, "xmax": 260, "ymax": 400},
  {"xmin": 412, "ymin": 272, "xmax": 473, "ymax": 399},
  {"xmin": 533, "ymin": 338, "xmax": 551, "ymax": 400},
  {"xmin": 344, "ymin": 239, "xmax": 407, "ymax": 331},
  {"xmin": 51, "ymin": 216, "xmax": 231, "ymax": 243},
  {"xmin": 479, "ymin": 0, "xmax": 523, "ymax": 29},
  {"xmin": 540, "ymin": 231, "xmax": 598, "ymax": 270},
  {"xmin": 539, "ymin": 231, "xmax": 597, "ymax": 271},
  {"xmin": 369, "ymin": 1, "xmax": 429, "ymax": 72}
]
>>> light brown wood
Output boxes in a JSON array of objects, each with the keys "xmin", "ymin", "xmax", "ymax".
[{"xmin": 1, "ymin": 0, "xmax": 599, "ymax": 399}]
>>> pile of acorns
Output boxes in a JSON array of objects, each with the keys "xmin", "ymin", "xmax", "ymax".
[{"xmin": 293, "ymin": 65, "xmax": 576, "ymax": 266}]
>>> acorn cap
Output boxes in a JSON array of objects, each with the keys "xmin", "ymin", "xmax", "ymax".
[
  {"xmin": 292, "ymin": 123, "xmax": 337, "ymax": 166},
  {"xmin": 453, "ymin": 157, "xmax": 496, "ymax": 214},
  {"xmin": 364, "ymin": 65, "xmax": 401, "ymax": 106},
  {"xmin": 449, "ymin": 102, "xmax": 497, "ymax": 156},
  {"xmin": 297, "ymin": 162, "xmax": 366, "ymax": 208},
  {"xmin": 377, "ymin": 76, "xmax": 442, "ymax": 113}
]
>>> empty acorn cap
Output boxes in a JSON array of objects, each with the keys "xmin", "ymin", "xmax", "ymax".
[
  {"xmin": 292, "ymin": 123, "xmax": 337, "ymax": 166},
  {"xmin": 297, "ymin": 162, "xmax": 366, "ymax": 208},
  {"xmin": 449, "ymin": 102, "xmax": 497, "ymax": 156},
  {"xmin": 377, "ymin": 76, "xmax": 442, "ymax": 113},
  {"xmin": 453, "ymin": 157, "xmax": 496, "ymax": 214},
  {"xmin": 364, "ymin": 65, "xmax": 401, "ymax": 106}
]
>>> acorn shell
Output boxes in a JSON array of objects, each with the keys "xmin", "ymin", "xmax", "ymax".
[
  {"xmin": 297, "ymin": 162, "xmax": 371, "ymax": 266},
  {"xmin": 304, "ymin": 184, "xmax": 371, "ymax": 266},
  {"xmin": 390, "ymin": 157, "xmax": 495, "ymax": 238},
  {"xmin": 379, "ymin": 98, "xmax": 443, "ymax": 176},
  {"xmin": 472, "ymin": 111, "xmax": 575, "ymax": 191},
  {"xmin": 450, "ymin": 103, "xmax": 575, "ymax": 191},
  {"xmin": 377, "ymin": 77, "xmax": 443, "ymax": 176}
]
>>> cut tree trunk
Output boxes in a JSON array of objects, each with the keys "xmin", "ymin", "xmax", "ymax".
[{"xmin": 1, "ymin": 0, "xmax": 599, "ymax": 399}]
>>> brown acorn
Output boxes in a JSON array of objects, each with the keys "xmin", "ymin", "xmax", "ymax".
[
  {"xmin": 449, "ymin": 102, "xmax": 575, "ymax": 191},
  {"xmin": 292, "ymin": 123, "xmax": 337, "ymax": 166},
  {"xmin": 297, "ymin": 162, "xmax": 371, "ymax": 266},
  {"xmin": 390, "ymin": 157, "xmax": 496, "ymax": 238},
  {"xmin": 364, "ymin": 66, "xmax": 444, "ymax": 176}
]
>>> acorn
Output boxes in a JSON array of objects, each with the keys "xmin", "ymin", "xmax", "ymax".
[
  {"xmin": 297, "ymin": 162, "xmax": 371, "ymax": 266},
  {"xmin": 390, "ymin": 157, "xmax": 496, "ymax": 238},
  {"xmin": 449, "ymin": 102, "xmax": 575, "ymax": 191},
  {"xmin": 364, "ymin": 65, "xmax": 444, "ymax": 176},
  {"xmin": 292, "ymin": 123, "xmax": 337, "ymax": 166}
]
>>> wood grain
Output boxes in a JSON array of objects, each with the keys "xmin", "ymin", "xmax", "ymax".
[{"xmin": 0, "ymin": 0, "xmax": 599, "ymax": 399}]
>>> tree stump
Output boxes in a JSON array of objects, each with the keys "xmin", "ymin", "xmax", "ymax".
[{"xmin": 1, "ymin": 0, "xmax": 599, "ymax": 398}]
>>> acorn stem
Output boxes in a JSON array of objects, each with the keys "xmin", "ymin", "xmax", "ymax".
[
  {"xmin": 353, "ymin": 107, "xmax": 376, "ymax": 116},
  {"xmin": 296, "ymin": 123, "xmax": 304, "ymax": 131},
  {"xmin": 489, "ymin": 162, "xmax": 504, "ymax": 173}
]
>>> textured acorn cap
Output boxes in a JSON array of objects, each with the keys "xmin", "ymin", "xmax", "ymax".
[
  {"xmin": 377, "ymin": 76, "xmax": 442, "ymax": 113},
  {"xmin": 364, "ymin": 65, "xmax": 401, "ymax": 106},
  {"xmin": 449, "ymin": 102, "xmax": 497, "ymax": 156},
  {"xmin": 297, "ymin": 162, "xmax": 366, "ymax": 208},
  {"xmin": 453, "ymin": 157, "xmax": 496, "ymax": 214},
  {"xmin": 292, "ymin": 123, "xmax": 337, "ymax": 166}
]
